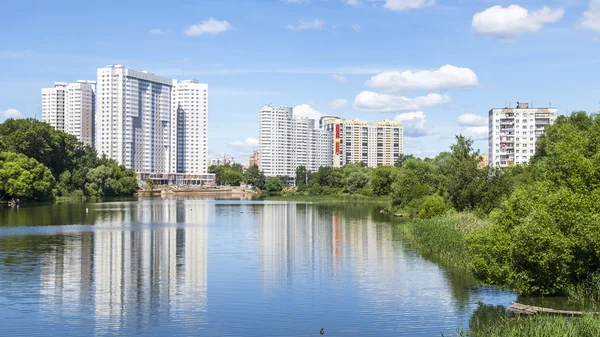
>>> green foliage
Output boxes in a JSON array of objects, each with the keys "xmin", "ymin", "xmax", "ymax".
[
  {"xmin": 390, "ymin": 158, "xmax": 439, "ymax": 210},
  {"xmin": 370, "ymin": 166, "xmax": 394, "ymax": 196},
  {"xmin": 460, "ymin": 313, "xmax": 600, "ymax": 337},
  {"xmin": 346, "ymin": 171, "xmax": 370, "ymax": 192},
  {"xmin": 295, "ymin": 165, "xmax": 309, "ymax": 188},
  {"xmin": 209, "ymin": 163, "xmax": 244, "ymax": 186},
  {"xmin": 145, "ymin": 178, "xmax": 155, "ymax": 192},
  {"xmin": 417, "ymin": 194, "xmax": 453, "ymax": 219},
  {"xmin": 243, "ymin": 164, "xmax": 266, "ymax": 189},
  {"xmin": 0, "ymin": 118, "xmax": 138, "ymax": 201},
  {"xmin": 468, "ymin": 112, "xmax": 600, "ymax": 295},
  {"xmin": 0, "ymin": 152, "xmax": 55, "ymax": 200},
  {"xmin": 264, "ymin": 177, "xmax": 283, "ymax": 193}
]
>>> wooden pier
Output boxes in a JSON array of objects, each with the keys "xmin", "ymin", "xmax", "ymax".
[{"xmin": 507, "ymin": 302, "xmax": 584, "ymax": 316}]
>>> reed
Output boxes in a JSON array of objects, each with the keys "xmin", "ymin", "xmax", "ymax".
[
  {"xmin": 396, "ymin": 213, "xmax": 486, "ymax": 270},
  {"xmin": 455, "ymin": 314, "xmax": 600, "ymax": 337}
]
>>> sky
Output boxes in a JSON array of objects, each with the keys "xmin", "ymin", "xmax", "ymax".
[{"xmin": 0, "ymin": 0, "xmax": 599, "ymax": 164}]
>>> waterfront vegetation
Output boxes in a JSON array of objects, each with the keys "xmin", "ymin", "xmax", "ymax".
[{"xmin": 0, "ymin": 118, "xmax": 138, "ymax": 202}]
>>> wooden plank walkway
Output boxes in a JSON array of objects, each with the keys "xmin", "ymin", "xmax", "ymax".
[{"xmin": 507, "ymin": 302, "xmax": 584, "ymax": 316}]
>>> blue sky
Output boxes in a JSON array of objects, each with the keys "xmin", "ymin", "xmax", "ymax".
[{"xmin": 1, "ymin": 0, "xmax": 599, "ymax": 164}]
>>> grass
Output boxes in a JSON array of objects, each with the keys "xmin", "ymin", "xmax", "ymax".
[
  {"xmin": 455, "ymin": 314, "xmax": 600, "ymax": 337},
  {"xmin": 395, "ymin": 212, "xmax": 487, "ymax": 271}
]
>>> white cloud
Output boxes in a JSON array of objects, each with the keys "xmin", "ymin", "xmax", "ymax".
[
  {"xmin": 332, "ymin": 74, "xmax": 346, "ymax": 82},
  {"xmin": 150, "ymin": 29, "xmax": 167, "ymax": 35},
  {"xmin": 287, "ymin": 19, "xmax": 325, "ymax": 31},
  {"xmin": 211, "ymin": 88, "xmax": 285, "ymax": 96},
  {"xmin": 282, "ymin": 0, "xmax": 311, "ymax": 3},
  {"xmin": 472, "ymin": 5, "xmax": 564, "ymax": 40},
  {"xmin": 580, "ymin": 0, "xmax": 600, "ymax": 33},
  {"xmin": 411, "ymin": 149, "xmax": 439, "ymax": 158},
  {"xmin": 366, "ymin": 65, "xmax": 478, "ymax": 92},
  {"xmin": 459, "ymin": 126, "xmax": 488, "ymax": 141},
  {"xmin": 352, "ymin": 23, "xmax": 361, "ymax": 32},
  {"xmin": 344, "ymin": 0, "xmax": 362, "ymax": 7},
  {"xmin": 229, "ymin": 137, "xmax": 259, "ymax": 149},
  {"xmin": 0, "ymin": 109, "xmax": 21, "ymax": 119},
  {"xmin": 353, "ymin": 92, "xmax": 451, "ymax": 113},
  {"xmin": 330, "ymin": 98, "xmax": 347, "ymax": 109},
  {"xmin": 384, "ymin": 0, "xmax": 434, "ymax": 11},
  {"xmin": 293, "ymin": 104, "xmax": 323, "ymax": 120},
  {"xmin": 394, "ymin": 111, "xmax": 430, "ymax": 137},
  {"xmin": 457, "ymin": 113, "xmax": 488, "ymax": 127},
  {"xmin": 185, "ymin": 18, "xmax": 235, "ymax": 36}
]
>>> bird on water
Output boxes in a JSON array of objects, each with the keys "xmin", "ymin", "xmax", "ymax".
[{"xmin": 320, "ymin": 328, "xmax": 324, "ymax": 335}]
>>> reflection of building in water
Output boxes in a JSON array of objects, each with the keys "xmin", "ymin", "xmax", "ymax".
[
  {"xmin": 38, "ymin": 201, "xmax": 209, "ymax": 333},
  {"xmin": 258, "ymin": 204, "xmax": 394, "ymax": 290}
]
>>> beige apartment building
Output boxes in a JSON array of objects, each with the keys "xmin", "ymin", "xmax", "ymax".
[{"xmin": 321, "ymin": 117, "xmax": 403, "ymax": 168}]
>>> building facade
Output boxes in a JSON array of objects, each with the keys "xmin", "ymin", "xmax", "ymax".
[
  {"xmin": 249, "ymin": 150, "xmax": 259, "ymax": 167},
  {"xmin": 42, "ymin": 81, "xmax": 96, "ymax": 146},
  {"xmin": 96, "ymin": 65, "xmax": 173, "ymax": 173},
  {"xmin": 488, "ymin": 102, "xmax": 557, "ymax": 168},
  {"xmin": 322, "ymin": 117, "xmax": 403, "ymax": 168},
  {"xmin": 258, "ymin": 105, "xmax": 332, "ymax": 179},
  {"xmin": 171, "ymin": 80, "xmax": 208, "ymax": 174}
]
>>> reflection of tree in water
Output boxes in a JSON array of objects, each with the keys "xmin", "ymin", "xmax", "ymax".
[
  {"xmin": 391, "ymin": 223, "xmax": 479, "ymax": 311},
  {"xmin": 467, "ymin": 304, "xmax": 510, "ymax": 335}
]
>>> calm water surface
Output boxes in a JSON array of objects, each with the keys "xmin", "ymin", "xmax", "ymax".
[{"xmin": 0, "ymin": 198, "xmax": 517, "ymax": 336}]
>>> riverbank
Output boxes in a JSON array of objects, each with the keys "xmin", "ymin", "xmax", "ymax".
[
  {"xmin": 261, "ymin": 193, "xmax": 390, "ymax": 203},
  {"xmin": 139, "ymin": 186, "xmax": 258, "ymax": 197},
  {"xmin": 396, "ymin": 212, "xmax": 600, "ymax": 336}
]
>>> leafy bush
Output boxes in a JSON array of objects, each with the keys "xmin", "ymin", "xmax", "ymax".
[{"xmin": 417, "ymin": 194, "xmax": 453, "ymax": 219}]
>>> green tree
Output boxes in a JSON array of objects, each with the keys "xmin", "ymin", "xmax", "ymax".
[
  {"xmin": 145, "ymin": 178, "xmax": 155, "ymax": 194},
  {"xmin": 243, "ymin": 165, "xmax": 266, "ymax": 189},
  {"xmin": 394, "ymin": 154, "xmax": 415, "ymax": 168},
  {"xmin": 390, "ymin": 158, "xmax": 439, "ymax": 209},
  {"xmin": 416, "ymin": 194, "xmax": 453, "ymax": 219},
  {"xmin": 346, "ymin": 171, "xmax": 370, "ymax": 193},
  {"xmin": 264, "ymin": 177, "xmax": 283, "ymax": 193},
  {"xmin": 224, "ymin": 169, "xmax": 243, "ymax": 186},
  {"xmin": 0, "ymin": 152, "xmax": 55, "ymax": 201},
  {"xmin": 370, "ymin": 166, "xmax": 394, "ymax": 196},
  {"xmin": 295, "ymin": 165, "xmax": 309, "ymax": 188}
]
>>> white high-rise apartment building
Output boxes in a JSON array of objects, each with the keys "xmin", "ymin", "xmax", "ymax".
[
  {"xmin": 42, "ymin": 82, "xmax": 67, "ymax": 132},
  {"xmin": 258, "ymin": 105, "xmax": 332, "ymax": 178},
  {"xmin": 96, "ymin": 65, "xmax": 173, "ymax": 173},
  {"xmin": 171, "ymin": 80, "xmax": 208, "ymax": 174},
  {"xmin": 42, "ymin": 81, "xmax": 96, "ymax": 146},
  {"xmin": 488, "ymin": 102, "xmax": 557, "ymax": 168},
  {"xmin": 322, "ymin": 117, "xmax": 403, "ymax": 168}
]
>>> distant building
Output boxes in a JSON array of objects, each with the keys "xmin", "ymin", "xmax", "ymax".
[
  {"xmin": 258, "ymin": 105, "xmax": 332, "ymax": 179},
  {"xmin": 488, "ymin": 102, "xmax": 557, "ymax": 168},
  {"xmin": 210, "ymin": 155, "xmax": 235, "ymax": 166},
  {"xmin": 42, "ymin": 80, "xmax": 96, "ymax": 146},
  {"xmin": 478, "ymin": 154, "xmax": 489, "ymax": 169},
  {"xmin": 249, "ymin": 150, "xmax": 259, "ymax": 167},
  {"xmin": 95, "ymin": 65, "xmax": 209, "ymax": 176},
  {"xmin": 321, "ymin": 117, "xmax": 403, "ymax": 168}
]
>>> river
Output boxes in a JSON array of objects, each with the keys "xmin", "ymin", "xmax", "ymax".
[{"xmin": 0, "ymin": 198, "xmax": 518, "ymax": 336}]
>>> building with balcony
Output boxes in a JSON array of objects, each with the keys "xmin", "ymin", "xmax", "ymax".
[
  {"xmin": 488, "ymin": 102, "xmax": 557, "ymax": 168},
  {"xmin": 258, "ymin": 105, "xmax": 332, "ymax": 180},
  {"xmin": 42, "ymin": 80, "xmax": 96, "ymax": 146},
  {"xmin": 321, "ymin": 117, "xmax": 403, "ymax": 168}
]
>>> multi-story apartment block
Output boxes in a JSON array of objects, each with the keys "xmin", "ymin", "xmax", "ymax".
[
  {"xmin": 322, "ymin": 117, "xmax": 403, "ymax": 168},
  {"xmin": 42, "ymin": 81, "xmax": 96, "ymax": 146},
  {"xmin": 171, "ymin": 80, "xmax": 208, "ymax": 174},
  {"xmin": 96, "ymin": 65, "xmax": 173, "ymax": 173},
  {"xmin": 488, "ymin": 102, "xmax": 557, "ymax": 168},
  {"xmin": 42, "ymin": 82, "xmax": 67, "ymax": 132},
  {"xmin": 258, "ymin": 105, "xmax": 332, "ymax": 179}
]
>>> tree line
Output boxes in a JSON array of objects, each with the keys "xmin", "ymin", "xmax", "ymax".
[{"xmin": 0, "ymin": 118, "xmax": 139, "ymax": 201}]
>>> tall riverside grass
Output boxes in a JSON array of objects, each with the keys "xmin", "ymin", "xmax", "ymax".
[
  {"xmin": 396, "ymin": 212, "xmax": 487, "ymax": 270},
  {"xmin": 456, "ymin": 314, "xmax": 600, "ymax": 337}
]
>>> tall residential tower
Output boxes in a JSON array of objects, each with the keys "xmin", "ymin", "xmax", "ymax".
[
  {"xmin": 488, "ymin": 102, "xmax": 557, "ymax": 168},
  {"xmin": 258, "ymin": 105, "xmax": 332, "ymax": 179},
  {"xmin": 42, "ymin": 80, "xmax": 96, "ymax": 146},
  {"xmin": 95, "ymin": 65, "xmax": 173, "ymax": 173}
]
